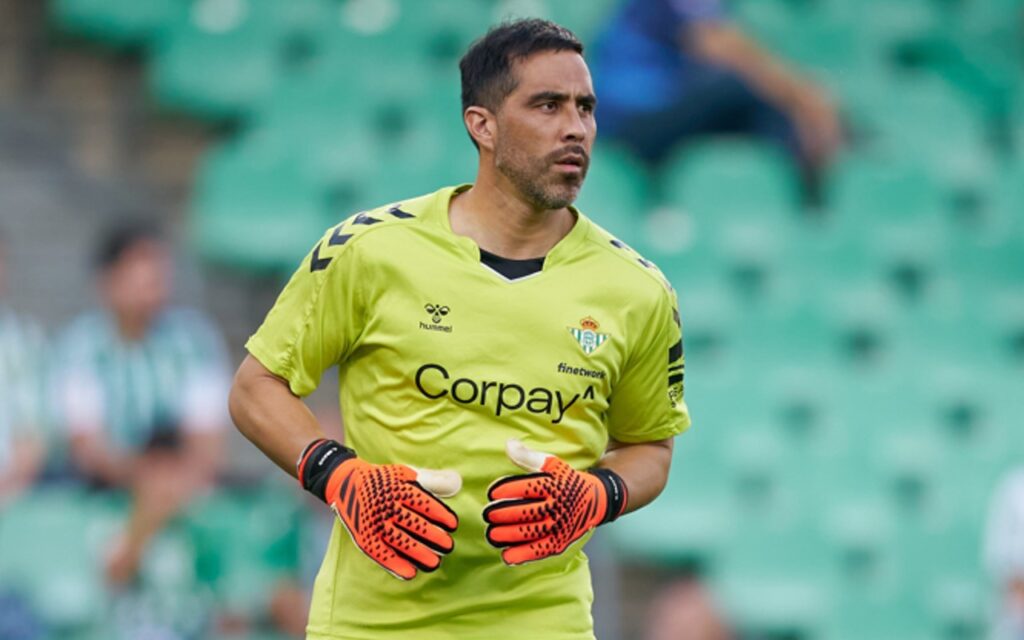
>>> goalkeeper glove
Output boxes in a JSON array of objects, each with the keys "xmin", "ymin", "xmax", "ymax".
[
  {"xmin": 297, "ymin": 438, "xmax": 461, "ymax": 580},
  {"xmin": 483, "ymin": 439, "xmax": 628, "ymax": 566}
]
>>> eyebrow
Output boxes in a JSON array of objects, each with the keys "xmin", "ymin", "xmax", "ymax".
[{"xmin": 528, "ymin": 90, "xmax": 598, "ymax": 108}]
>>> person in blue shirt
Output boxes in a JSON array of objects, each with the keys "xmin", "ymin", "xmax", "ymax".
[{"xmin": 592, "ymin": 0, "xmax": 842, "ymax": 202}]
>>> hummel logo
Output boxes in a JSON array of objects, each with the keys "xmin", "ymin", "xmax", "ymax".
[
  {"xmin": 420, "ymin": 304, "xmax": 452, "ymax": 333},
  {"xmin": 424, "ymin": 304, "xmax": 450, "ymax": 324}
]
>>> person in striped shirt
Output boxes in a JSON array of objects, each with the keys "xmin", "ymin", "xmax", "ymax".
[
  {"xmin": 0, "ymin": 228, "xmax": 46, "ymax": 505},
  {"xmin": 54, "ymin": 222, "xmax": 231, "ymax": 585}
]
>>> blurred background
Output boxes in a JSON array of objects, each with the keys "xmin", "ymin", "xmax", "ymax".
[{"xmin": 0, "ymin": 0, "xmax": 1022, "ymax": 639}]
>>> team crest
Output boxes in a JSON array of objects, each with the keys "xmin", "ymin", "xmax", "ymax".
[{"xmin": 569, "ymin": 317, "xmax": 610, "ymax": 355}]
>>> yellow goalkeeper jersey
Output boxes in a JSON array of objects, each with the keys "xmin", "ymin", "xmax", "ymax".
[{"xmin": 246, "ymin": 185, "xmax": 690, "ymax": 640}]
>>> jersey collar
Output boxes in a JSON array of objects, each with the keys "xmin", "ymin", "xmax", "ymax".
[{"xmin": 430, "ymin": 184, "xmax": 591, "ymax": 272}]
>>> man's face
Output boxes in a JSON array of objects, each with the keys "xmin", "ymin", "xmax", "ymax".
[
  {"xmin": 101, "ymin": 240, "xmax": 172, "ymax": 329},
  {"xmin": 492, "ymin": 49, "xmax": 597, "ymax": 210}
]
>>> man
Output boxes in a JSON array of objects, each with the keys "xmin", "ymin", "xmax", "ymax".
[
  {"xmin": 986, "ymin": 468, "xmax": 1024, "ymax": 640},
  {"xmin": 55, "ymin": 223, "xmax": 230, "ymax": 585},
  {"xmin": 0, "ymin": 228, "xmax": 46, "ymax": 506},
  {"xmin": 229, "ymin": 18, "xmax": 689, "ymax": 639},
  {"xmin": 591, "ymin": 0, "xmax": 842, "ymax": 202}
]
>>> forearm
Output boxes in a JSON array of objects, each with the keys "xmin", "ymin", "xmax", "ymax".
[
  {"xmin": 70, "ymin": 433, "xmax": 134, "ymax": 486},
  {"xmin": 688, "ymin": 23, "xmax": 809, "ymax": 110},
  {"xmin": 228, "ymin": 355, "xmax": 326, "ymax": 478},
  {"xmin": 13, "ymin": 439, "xmax": 42, "ymax": 486},
  {"xmin": 597, "ymin": 438, "xmax": 673, "ymax": 514},
  {"xmin": 0, "ymin": 438, "xmax": 43, "ymax": 497}
]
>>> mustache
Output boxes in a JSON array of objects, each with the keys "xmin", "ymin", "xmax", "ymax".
[{"xmin": 548, "ymin": 145, "xmax": 590, "ymax": 166}]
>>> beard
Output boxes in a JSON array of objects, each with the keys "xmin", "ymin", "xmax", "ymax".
[{"xmin": 494, "ymin": 141, "xmax": 589, "ymax": 210}]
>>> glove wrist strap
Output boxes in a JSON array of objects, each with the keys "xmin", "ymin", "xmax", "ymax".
[
  {"xmin": 297, "ymin": 438, "xmax": 357, "ymax": 503},
  {"xmin": 588, "ymin": 467, "xmax": 629, "ymax": 525}
]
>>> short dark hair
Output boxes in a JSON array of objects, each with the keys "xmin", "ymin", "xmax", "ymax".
[
  {"xmin": 94, "ymin": 221, "xmax": 163, "ymax": 271},
  {"xmin": 460, "ymin": 18, "xmax": 583, "ymax": 116}
]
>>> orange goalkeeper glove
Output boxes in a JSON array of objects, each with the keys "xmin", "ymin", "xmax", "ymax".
[
  {"xmin": 297, "ymin": 438, "xmax": 461, "ymax": 580},
  {"xmin": 483, "ymin": 439, "xmax": 628, "ymax": 566}
]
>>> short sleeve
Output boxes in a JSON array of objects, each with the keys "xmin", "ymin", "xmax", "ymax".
[
  {"xmin": 606, "ymin": 288, "xmax": 690, "ymax": 443},
  {"xmin": 245, "ymin": 225, "xmax": 366, "ymax": 398},
  {"xmin": 175, "ymin": 311, "xmax": 232, "ymax": 433},
  {"xmin": 7, "ymin": 318, "xmax": 48, "ymax": 437},
  {"xmin": 52, "ymin": 320, "xmax": 106, "ymax": 436}
]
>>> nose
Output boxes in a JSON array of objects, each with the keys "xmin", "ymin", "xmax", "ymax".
[{"xmin": 562, "ymin": 107, "xmax": 587, "ymax": 143}]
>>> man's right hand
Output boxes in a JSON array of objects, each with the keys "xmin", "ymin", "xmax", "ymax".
[
  {"xmin": 786, "ymin": 82, "xmax": 843, "ymax": 166},
  {"xmin": 298, "ymin": 439, "xmax": 462, "ymax": 580}
]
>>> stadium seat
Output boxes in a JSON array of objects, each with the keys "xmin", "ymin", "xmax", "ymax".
[
  {"xmin": 530, "ymin": 0, "xmax": 622, "ymax": 43},
  {"xmin": 306, "ymin": 0, "xmax": 492, "ymax": 75},
  {"xmin": 189, "ymin": 483, "xmax": 304, "ymax": 620},
  {"xmin": 660, "ymin": 140, "xmax": 800, "ymax": 220},
  {"xmin": 824, "ymin": 575, "xmax": 928, "ymax": 640},
  {"xmin": 0, "ymin": 487, "xmax": 114, "ymax": 633},
  {"xmin": 149, "ymin": 1, "xmax": 287, "ymax": 120},
  {"xmin": 52, "ymin": 0, "xmax": 183, "ymax": 47},
  {"xmin": 714, "ymin": 572, "xmax": 829, "ymax": 639},
  {"xmin": 574, "ymin": 145, "xmax": 653, "ymax": 246},
  {"xmin": 828, "ymin": 153, "xmax": 948, "ymax": 228},
  {"xmin": 190, "ymin": 134, "xmax": 331, "ymax": 274}
]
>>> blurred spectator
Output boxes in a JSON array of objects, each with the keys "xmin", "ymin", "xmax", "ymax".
[
  {"xmin": 646, "ymin": 577, "xmax": 733, "ymax": 640},
  {"xmin": 53, "ymin": 222, "xmax": 230, "ymax": 586},
  {"xmin": 591, "ymin": 0, "xmax": 842, "ymax": 204},
  {"xmin": 0, "ymin": 228, "xmax": 46, "ymax": 506},
  {"xmin": 986, "ymin": 468, "xmax": 1024, "ymax": 640}
]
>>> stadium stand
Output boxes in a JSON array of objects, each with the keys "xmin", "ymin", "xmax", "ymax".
[{"xmin": 1, "ymin": 0, "xmax": 1016, "ymax": 638}]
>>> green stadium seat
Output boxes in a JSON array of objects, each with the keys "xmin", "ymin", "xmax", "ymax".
[
  {"xmin": 304, "ymin": 0, "xmax": 491, "ymax": 76},
  {"xmin": 673, "ymin": 281, "xmax": 740, "ymax": 366},
  {"xmin": 188, "ymin": 483, "xmax": 304, "ymax": 620},
  {"xmin": 191, "ymin": 135, "xmax": 331, "ymax": 274},
  {"xmin": 714, "ymin": 573, "xmax": 828, "ymax": 639},
  {"xmin": 606, "ymin": 494, "xmax": 732, "ymax": 568},
  {"xmin": 828, "ymin": 153, "xmax": 948, "ymax": 228},
  {"xmin": 0, "ymin": 487, "xmax": 115, "ymax": 633},
  {"xmin": 574, "ymin": 145, "xmax": 653, "ymax": 246},
  {"xmin": 824, "ymin": 500, "xmax": 896, "ymax": 583},
  {"xmin": 736, "ymin": 0, "xmax": 865, "ymax": 75},
  {"xmin": 149, "ymin": 0, "xmax": 339, "ymax": 120},
  {"xmin": 847, "ymin": 76, "xmax": 989, "ymax": 177},
  {"xmin": 660, "ymin": 140, "xmax": 800, "ymax": 219},
  {"xmin": 150, "ymin": 30, "xmax": 276, "ymax": 120},
  {"xmin": 824, "ymin": 576, "xmax": 928, "ymax": 640},
  {"xmin": 51, "ymin": 0, "xmax": 183, "ymax": 48},
  {"xmin": 630, "ymin": 206, "xmax": 724, "ymax": 286},
  {"xmin": 528, "ymin": 0, "xmax": 622, "ymax": 43},
  {"xmin": 607, "ymin": 359, "xmax": 743, "ymax": 564},
  {"xmin": 928, "ymin": 578, "xmax": 989, "ymax": 640}
]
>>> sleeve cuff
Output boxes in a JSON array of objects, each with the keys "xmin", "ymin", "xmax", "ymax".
[
  {"xmin": 610, "ymin": 413, "xmax": 691, "ymax": 444},
  {"xmin": 244, "ymin": 337, "xmax": 313, "ymax": 398}
]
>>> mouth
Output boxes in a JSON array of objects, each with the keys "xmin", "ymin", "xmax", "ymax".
[{"xmin": 553, "ymin": 154, "xmax": 586, "ymax": 172}]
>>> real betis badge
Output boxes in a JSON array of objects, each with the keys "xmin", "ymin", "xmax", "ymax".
[{"xmin": 569, "ymin": 317, "xmax": 609, "ymax": 355}]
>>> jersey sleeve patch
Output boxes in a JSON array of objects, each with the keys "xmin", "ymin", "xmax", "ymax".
[{"xmin": 308, "ymin": 203, "xmax": 418, "ymax": 273}]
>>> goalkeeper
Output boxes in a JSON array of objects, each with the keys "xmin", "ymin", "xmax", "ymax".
[{"xmin": 229, "ymin": 18, "xmax": 690, "ymax": 640}]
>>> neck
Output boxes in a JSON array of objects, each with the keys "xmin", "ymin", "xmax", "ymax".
[{"xmin": 449, "ymin": 166, "xmax": 575, "ymax": 260}]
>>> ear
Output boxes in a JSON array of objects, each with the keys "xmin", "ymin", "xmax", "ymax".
[{"xmin": 464, "ymin": 105, "xmax": 497, "ymax": 153}]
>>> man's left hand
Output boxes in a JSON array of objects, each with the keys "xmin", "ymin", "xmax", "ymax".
[{"xmin": 484, "ymin": 440, "xmax": 628, "ymax": 565}]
